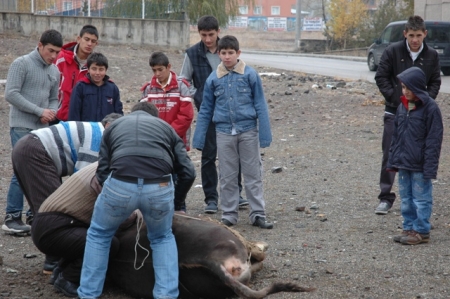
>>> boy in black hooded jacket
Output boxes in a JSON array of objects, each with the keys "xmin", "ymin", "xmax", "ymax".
[{"xmin": 387, "ymin": 66, "xmax": 443, "ymax": 245}]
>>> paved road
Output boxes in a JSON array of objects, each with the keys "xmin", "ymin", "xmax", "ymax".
[{"xmin": 240, "ymin": 52, "xmax": 450, "ymax": 94}]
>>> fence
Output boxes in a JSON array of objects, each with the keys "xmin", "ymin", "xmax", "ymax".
[{"xmin": 0, "ymin": 0, "xmax": 186, "ymax": 20}]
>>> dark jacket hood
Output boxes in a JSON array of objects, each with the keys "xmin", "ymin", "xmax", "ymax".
[{"xmin": 397, "ymin": 66, "xmax": 430, "ymax": 103}]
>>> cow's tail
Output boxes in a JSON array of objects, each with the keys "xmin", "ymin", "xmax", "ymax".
[{"xmin": 203, "ymin": 261, "xmax": 315, "ymax": 299}]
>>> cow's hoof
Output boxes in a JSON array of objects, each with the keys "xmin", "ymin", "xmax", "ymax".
[
  {"xmin": 254, "ymin": 241, "xmax": 269, "ymax": 252},
  {"xmin": 253, "ymin": 217, "xmax": 273, "ymax": 229}
]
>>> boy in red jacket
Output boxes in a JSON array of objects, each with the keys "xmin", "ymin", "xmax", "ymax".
[
  {"xmin": 141, "ymin": 52, "xmax": 194, "ymax": 150},
  {"xmin": 55, "ymin": 25, "xmax": 99, "ymax": 122}
]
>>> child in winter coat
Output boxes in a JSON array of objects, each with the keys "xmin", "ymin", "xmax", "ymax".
[
  {"xmin": 140, "ymin": 52, "xmax": 194, "ymax": 150},
  {"xmin": 192, "ymin": 35, "xmax": 273, "ymax": 229},
  {"xmin": 388, "ymin": 66, "xmax": 443, "ymax": 245},
  {"xmin": 68, "ymin": 52, "xmax": 123, "ymax": 122}
]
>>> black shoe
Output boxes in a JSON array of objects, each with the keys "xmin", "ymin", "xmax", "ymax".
[
  {"xmin": 221, "ymin": 219, "xmax": 233, "ymax": 227},
  {"xmin": 1, "ymin": 212, "xmax": 31, "ymax": 235},
  {"xmin": 54, "ymin": 273, "xmax": 79, "ymax": 297},
  {"xmin": 204, "ymin": 202, "xmax": 218, "ymax": 214},
  {"xmin": 49, "ymin": 266, "xmax": 63, "ymax": 285},
  {"xmin": 43, "ymin": 255, "xmax": 60, "ymax": 274},
  {"xmin": 238, "ymin": 197, "xmax": 249, "ymax": 207},
  {"xmin": 25, "ymin": 213, "xmax": 34, "ymax": 226},
  {"xmin": 252, "ymin": 216, "xmax": 273, "ymax": 229}
]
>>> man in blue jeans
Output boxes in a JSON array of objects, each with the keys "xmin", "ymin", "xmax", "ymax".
[
  {"xmin": 78, "ymin": 102, "xmax": 195, "ymax": 299},
  {"xmin": 2, "ymin": 29, "xmax": 62, "ymax": 235}
]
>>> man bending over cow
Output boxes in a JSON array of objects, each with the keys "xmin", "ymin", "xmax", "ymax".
[
  {"xmin": 78, "ymin": 102, "xmax": 195, "ymax": 299},
  {"xmin": 32, "ymin": 162, "xmax": 140, "ymax": 297},
  {"xmin": 12, "ymin": 113, "xmax": 122, "ymax": 274}
]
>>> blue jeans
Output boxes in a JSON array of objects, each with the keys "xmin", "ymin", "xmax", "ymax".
[
  {"xmin": 398, "ymin": 170, "xmax": 433, "ymax": 234},
  {"xmin": 78, "ymin": 176, "xmax": 178, "ymax": 299},
  {"xmin": 6, "ymin": 127, "xmax": 32, "ymax": 215}
]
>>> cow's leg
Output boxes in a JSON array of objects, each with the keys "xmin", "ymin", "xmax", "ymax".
[
  {"xmin": 250, "ymin": 260, "xmax": 264, "ymax": 273},
  {"xmin": 217, "ymin": 264, "xmax": 316, "ymax": 299}
]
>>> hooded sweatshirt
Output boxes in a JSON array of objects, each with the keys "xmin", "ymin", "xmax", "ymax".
[{"xmin": 387, "ymin": 67, "xmax": 443, "ymax": 179}]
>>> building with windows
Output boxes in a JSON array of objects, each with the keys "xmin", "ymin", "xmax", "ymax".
[{"xmin": 229, "ymin": 0, "xmax": 310, "ymax": 31}]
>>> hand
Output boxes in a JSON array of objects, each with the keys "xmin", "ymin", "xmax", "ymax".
[
  {"xmin": 90, "ymin": 176, "xmax": 103, "ymax": 195},
  {"xmin": 40, "ymin": 109, "xmax": 56, "ymax": 124}
]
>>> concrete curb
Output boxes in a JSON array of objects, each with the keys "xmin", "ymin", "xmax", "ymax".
[{"xmin": 241, "ymin": 49, "xmax": 367, "ymax": 63}]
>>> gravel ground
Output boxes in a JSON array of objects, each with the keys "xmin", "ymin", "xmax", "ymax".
[{"xmin": 1, "ymin": 35, "xmax": 450, "ymax": 299}]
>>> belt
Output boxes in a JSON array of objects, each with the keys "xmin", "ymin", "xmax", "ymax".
[{"xmin": 111, "ymin": 174, "xmax": 171, "ymax": 185}]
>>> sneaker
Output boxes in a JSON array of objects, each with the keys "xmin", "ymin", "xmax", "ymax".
[
  {"xmin": 238, "ymin": 197, "xmax": 249, "ymax": 207},
  {"xmin": 53, "ymin": 273, "xmax": 78, "ymax": 297},
  {"xmin": 375, "ymin": 202, "xmax": 392, "ymax": 215},
  {"xmin": 221, "ymin": 219, "xmax": 233, "ymax": 227},
  {"xmin": 2, "ymin": 212, "xmax": 31, "ymax": 235},
  {"xmin": 400, "ymin": 231, "xmax": 430, "ymax": 245},
  {"xmin": 204, "ymin": 202, "xmax": 218, "ymax": 214},
  {"xmin": 43, "ymin": 255, "xmax": 60, "ymax": 274},
  {"xmin": 393, "ymin": 230, "xmax": 412, "ymax": 242},
  {"xmin": 252, "ymin": 216, "xmax": 273, "ymax": 229},
  {"xmin": 25, "ymin": 213, "xmax": 34, "ymax": 226},
  {"xmin": 49, "ymin": 266, "xmax": 63, "ymax": 285}
]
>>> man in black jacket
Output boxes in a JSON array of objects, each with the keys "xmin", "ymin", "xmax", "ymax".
[
  {"xmin": 374, "ymin": 15, "xmax": 441, "ymax": 215},
  {"xmin": 78, "ymin": 102, "xmax": 195, "ymax": 299}
]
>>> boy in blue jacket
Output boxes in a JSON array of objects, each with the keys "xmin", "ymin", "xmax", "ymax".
[
  {"xmin": 388, "ymin": 66, "xmax": 443, "ymax": 245},
  {"xmin": 68, "ymin": 52, "xmax": 123, "ymax": 121},
  {"xmin": 192, "ymin": 35, "xmax": 273, "ymax": 229}
]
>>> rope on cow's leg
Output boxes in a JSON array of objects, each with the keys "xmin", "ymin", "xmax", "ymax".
[{"xmin": 133, "ymin": 213, "xmax": 150, "ymax": 270}]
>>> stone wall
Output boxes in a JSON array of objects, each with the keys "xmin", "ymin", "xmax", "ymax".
[{"xmin": 0, "ymin": 13, "xmax": 190, "ymax": 49}]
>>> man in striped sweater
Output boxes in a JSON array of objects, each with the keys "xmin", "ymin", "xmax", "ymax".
[
  {"xmin": 10, "ymin": 114, "xmax": 121, "ymax": 276},
  {"xmin": 12, "ymin": 114, "xmax": 122, "ymax": 218}
]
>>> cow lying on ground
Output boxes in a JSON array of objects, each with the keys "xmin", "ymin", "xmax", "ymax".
[{"xmin": 108, "ymin": 213, "xmax": 315, "ymax": 298}]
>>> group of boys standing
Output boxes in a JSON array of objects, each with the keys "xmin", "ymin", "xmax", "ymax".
[{"xmin": 3, "ymin": 15, "xmax": 274, "ymax": 299}]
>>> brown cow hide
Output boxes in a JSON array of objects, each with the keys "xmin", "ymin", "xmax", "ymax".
[{"xmin": 108, "ymin": 214, "xmax": 314, "ymax": 298}]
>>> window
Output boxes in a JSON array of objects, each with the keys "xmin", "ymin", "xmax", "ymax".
[
  {"xmin": 253, "ymin": 6, "xmax": 262, "ymax": 15},
  {"xmin": 271, "ymin": 6, "xmax": 280, "ymax": 15},
  {"xmin": 239, "ymin": 5, "xmax": 248, "ymax": 15},
  {"xmin": 63, "ymin": 1, "xmax": 72, "ymax": 11}
]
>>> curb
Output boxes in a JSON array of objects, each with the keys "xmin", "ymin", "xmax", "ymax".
[{"xmin": 242, "ymin": 49, "xmax": 367, "ymax": 63}]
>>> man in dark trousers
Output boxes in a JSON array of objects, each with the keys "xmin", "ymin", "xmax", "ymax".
[
  {"xmin": 78, "ymin": 102, "xmax": 195, "ymax": 299},
  {"xmin": 374, "ymin": 15, "xmax": 441, "ymax": 215},
  {"xmin": 180, "ymin": 15, "xmax": 248, "ymax": 214}
]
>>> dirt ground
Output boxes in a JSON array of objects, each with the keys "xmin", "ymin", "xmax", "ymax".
[{"xmin": 1, "ymin": 34, "xmax": 450, "ymax": 299}]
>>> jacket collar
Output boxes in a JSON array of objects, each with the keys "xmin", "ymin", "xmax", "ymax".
[
  {"xmin": 33, "ymin": 47, "xmax": 50, "ymax": 66},
  {"xmin": 216, "ymin": 60, "xmax": 246, "ymax": 78},
  {"xmin": 80, "ymin": 74, "xmax": 111, "ymax": 85},
  {"xmin": 150, "ymin": 71, "xmax": 178, "ymax": 90},
  {"xmin": 198, "ymin": 37, "xmax": 220, "ymax": 56}
]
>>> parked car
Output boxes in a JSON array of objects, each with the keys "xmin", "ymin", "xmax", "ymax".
[{"xmin": 367, "ymin": 20, "xmax": 450, "ymax": 75}]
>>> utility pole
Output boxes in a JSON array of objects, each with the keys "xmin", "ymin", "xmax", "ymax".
[{"xmin": 295, "ymin": 0, "xmax": 301, "ymax": 52}]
